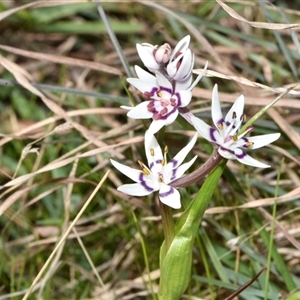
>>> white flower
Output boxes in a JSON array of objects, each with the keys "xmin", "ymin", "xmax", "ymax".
[
  {"xmin": 191, "ymin": 84, "xmax": 280, "ymax": 168},
  {"xmin": 166, "ymin": 35, "xmax": 194, "ymax": 81},
  {"xmin": 110, "ymin": 131, "xmax": 198, "ymax": 209},
  {"xmin": 126, "ymin": 66, "xmax": 193, "ymax": 134}
]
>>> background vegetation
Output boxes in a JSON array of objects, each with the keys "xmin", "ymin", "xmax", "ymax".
[{"xmin": 0, "ymin": 1, "xmax": 299, "ymax": 299}]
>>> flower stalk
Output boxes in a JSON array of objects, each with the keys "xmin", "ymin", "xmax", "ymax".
[
  {"xmin": 110, "ymin": 34, "xmax": 283, "ymax": 300},
  {"xmin": 159, "ymin": 159, "xmax": 227, "ymax": 299}
]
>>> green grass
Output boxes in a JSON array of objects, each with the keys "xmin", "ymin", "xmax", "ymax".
[{"xmin": 0, "ymin": 1, "xmax": 300, "ymax": 299}]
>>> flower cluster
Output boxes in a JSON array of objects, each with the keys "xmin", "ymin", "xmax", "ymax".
[
  {"xmin": 112, "ymin": 36, "xmax": 280, "ymax": 209},
  {"xmin": 123, "ymin": 35, "xmax": 205, "ymax": 134}
]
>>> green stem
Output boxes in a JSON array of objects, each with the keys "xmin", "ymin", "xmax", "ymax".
[{"xmin": 159, "ymin": 201, "xmax": 175, "ymax": 251}]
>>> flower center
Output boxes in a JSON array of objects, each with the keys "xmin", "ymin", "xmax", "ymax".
[
  {"xmin": 146, "ymin": 147, "xmax": 168, "ymax": 183},
  {"xmin": 158, "ymin": 172, "xmax": 164, "ymax": 183},
  {"xmin": 147, "ymin": 91, "xmax": 177, "ymax": 120}
]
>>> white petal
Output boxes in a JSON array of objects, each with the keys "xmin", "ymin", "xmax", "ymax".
[
  {"xmin": 191, "ymin": 115, "xmax": 220, "ymax": 143},
  {"xmin": 164, "ymin": 109, "xmax": 178, "ymax": 126},
  {"xmin": 121, "ymin": 105, "xmax": 133, "ymax": 110},
  {"xmin": 173, "ymin": 49, "xmax": 193, "ymax": 81},
  {"xmin": 169, "ymin": 155, "xmax": 197, "ymax": 182},
  {"xmin": 155, "ymin": 72, "xmax": 172, "ymax": 91},
  {"xmin": 242, "ymin": 133, "xmax": 280, "ymax": 150},
  {"xmin": 188, "ymin": 60, "xmax": 207, "ymax": 91},
  {"xmin": 127, "ymin": 78, "xmax": 157, "ymax": 94},
  {"xmin": 147, "ymin": 110, "xmax": 178, "ymax": 134},
  {"xmin": 175, "ymin": 75, "xmax": 193, "ymax": 91},
  {"xmin": 127, "ymin": 102, "xmax": 153, "ymax": 119},
  {"xmin": 231, "ymin": 148, "xmax": 270, "ymax": 168},
  {"xmin": 148, "ymin": 119, "xmax": 167, "ymax": 134},
  {"xmin": 110, "ymin": 159, "xmax": 141, "ymax": 182},
  {"xmin": 218, "ymin": 147, "xmax": 236, "ymax": 160},
  {"xmin": 134, "ymin": 65, "xmax": 157, "ymax": 84},
  {"xmin": 177, "ymin": 90, "xmax": 192, "ymax": 107},
  {"xmin": 144, "ymin": 130, "xmax": 163, "ymax": 168},
  {"xmin": 118, "ymin": 183, "xmax": 155, "ymax": 196},
  {"xmin": 169, "ymin": 35, "xmax": 190, "ymax": 62},
  {"xmin": 211, "ymin": 84, "xmax": 223, "ymax": 128},
  {"xmin": 224, "ymin": 94, "xmax": 244, "ymax": 124},
  {"xmin": 136, "ymin": 44, "xmax": 160, "ymax": 71},
  {"xmin": 236, "ymin": 153, "xmax": 270, "ymax": 168},
  {"xmin": 166, "ymin": 61, "xmax": 178, "ymax": 78},
  {"xmin": 159, "ymin": 183, "xmax": 181, "ymax": 209},
  {"xmin": 170, "ymin": 133, "xmax": 198, "ymax": 167}
]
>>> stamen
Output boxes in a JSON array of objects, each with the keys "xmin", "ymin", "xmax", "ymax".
[
  {"xmin": 217, "ymin": 122, "xmax": 224, "ymax": 130},
  {"xmin": 138, "ymin": 160, "xmax": 150, "ymax": 175},
  {"xmin": 245, "ymin": 142, "xmax": 254, "ymax": 147},
  {"xmin": 157, "ymin": 90, "xmax": 163, "ymax": 98},
  {"xmin": 170, "ymin": 98, "xmax": 177, "ymax": 106},
  {"xmin": 232, "ymin": 135, "xmax": 238, "ymax": 142},
  {"xmin": 232, "ymin": 111, "xmax": 237, "ymax": 119},
  {"xmin": 161, "ymin": 107, "xmax": 168, "ymax": 115},
  {"xmin": 147, "ymin": 102, "xmax": 156, "ymax": 112},
  {"xmin": 161, "ymin": 158, "xmax": 166, "ymax": 166},
  {"xmin": 242, "ymin": 113, "xmax": 246, "ymax": 122},
  {"xmin": 150, "ymin": 148, "xmax": 155, "ymax": 156},
  {"xmin": 143, "ymin": 91, "xmax": 152, "ymax": 99},
  {"xmin": 164, "ymin": 145, "xmax": 168, "ymax": 153},
  {"xmin": 153, "ymin": 113, "xmax": 162, "ymax": 120},
  {"xmin": 143, "ymin": 168, "xmax": 150, "ymax": 175}
]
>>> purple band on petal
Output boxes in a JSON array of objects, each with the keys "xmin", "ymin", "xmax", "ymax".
[
  {"xmin": 139, "ymin": 173, "xmax": 154, "ymax": 192},
  {"xmin": 169, "ymin": 159, "xmax": 178, "ymax": 168},
  {"xmin": 170, "ymin": 168, "xmax": 177, "ymax": 181},
  {"xmin": 159, "ymin": 186, "xmax": 175, "ymax": 198},
  {"xmin": 174, "ymin": 92, "xmax": 181, "ymax": 107},
  {"xmin": 209, "ymin": 128, "xmax": 218, "ymax": 142},
  {"xmin": 149, "ymin": 87, "xmax": 159, "ymax": 97},
  {"xmin": 235, "ymin": 150, "xmax": 246, "ymax": 159},
  {"xmin": 160, "ymin": 86, "xmax": 173, "ymax": 95},
  {"xmin": 219, "ymin": 146, "xmax": 234, "ymax": 155}
]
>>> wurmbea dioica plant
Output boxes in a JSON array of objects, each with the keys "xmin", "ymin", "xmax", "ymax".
[{"xmin": 111, "ymin": 35, "xmax": 281, "ymax": 299}]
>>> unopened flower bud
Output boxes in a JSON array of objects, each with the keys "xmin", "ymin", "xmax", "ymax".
[
  {"xmin": 167, "ymin": 35, "xmax": 194, "ymax": 81},
  {"xmin": 153, "ymin": 43, "xmax": 171, "ymax": 64}
]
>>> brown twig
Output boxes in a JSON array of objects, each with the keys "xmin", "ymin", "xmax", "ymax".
[{"xmin": 170, "ymin": 147, "xmax": 224, "ymax": 188}]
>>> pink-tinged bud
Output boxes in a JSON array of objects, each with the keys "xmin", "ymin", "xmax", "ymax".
[{"xmin": 153, "ymin": 43, "xmax": 171, "ymax": 64}]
